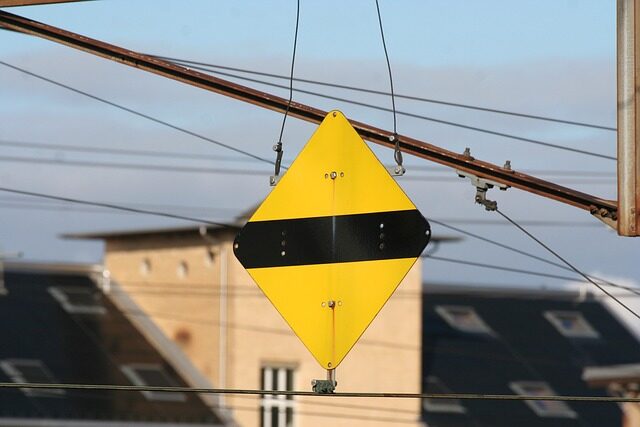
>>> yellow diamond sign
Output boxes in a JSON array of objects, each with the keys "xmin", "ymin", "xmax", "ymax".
[{"xmin": 233, "ymin": 111, "xmax": 431, "ymax": 369}]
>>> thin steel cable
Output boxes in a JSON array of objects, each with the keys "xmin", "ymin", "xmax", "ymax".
[
  {"xmin": 0, "ymin": 382, "xmax": 634, "ymax": 402},
  {"xmin": 0, "ymin": 187, "xmax": 231, "ymax": 227},
  {"xmin": 0, "ymin": 61, "xmax": 276, "ymax": 166},
  {"xmin": 426, "ymin": 218, "xmax": 630, "ymax": 294},
  {"xmin": 495, "ymin": 208, "xmax": 640, "ymax": 321},
  {"xmin": 374, "ymin": 0, "xmax": 397, "ymax": 136},
  {"xmin": 156, "ymin": 55, "xmax": 616, "ymax": 132},
  {"xmin": 424, "ymin": 254, "xmax": 640, "ymax": 296},
  {"xmin": 0, "ymin": 138, "xmax": 616, "ymax": 177},
  {"xmin": 176, "ymin": 62, "xmax": 615, "ymax": 160},
  {"xmin": 277, "ymin": 0, "xmax": 301, "ymax": 144}
]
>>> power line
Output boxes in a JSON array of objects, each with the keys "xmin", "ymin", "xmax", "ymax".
[
  {"xmin": 375, "ymin": 0, "xmax": 397, "ymax": 135},
  {"xmin": 0, "ymin": 139, "xmax": 616, "ymax": 177},
  {"xmin": 495, "ymin": 208, "xmax": 640, "ymax": 321},
  {"xmin": 155, "ymin": 55, "xmax": 616, "ymax": 132},
  {"xmin": 170, "ymin": 61, "xmax": 615, "ymax": 161},
  {"xmin": 0, "ymin": 382, "xmax": 635, "ymax": 402},
  {"xmin": 0, "ymin": 154, "xmax": 615, "ymax": 184},
  {"xmin": 424, "ymin": 255, "xmax": 640, "ymax": 296},
  {"xmin": 0, "ymin": 61, "xmax": 276, "ymax": 166},
  {"xmin": 1, "ymin": 60, "xmax": 615, "ymax": 163},
  {"xmin": 426, "ymin": 218, "xmax": 631, "ymax": 295},
  {"xmin": 0, "ymin": 187, "xmax": 232, "ymax": 227}
]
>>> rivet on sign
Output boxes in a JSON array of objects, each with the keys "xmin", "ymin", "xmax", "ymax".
[
  {"xmin": 328, "ymin": 362, "xmax": 333, "ymax": 368},
  {"xmin": 332, "ymin": 112, "xmax": 337, "ymax": 117},
  {"xmin": 426, "ymin": 229, "xmax": 431, "ymax": 236},
  {"xmin": 330, "ymin": 171, "xmax": 337, "ymax": 179},
  {"xmin": 281, "ymin": 230, "xmax": 287, "ymax": 237},
  {"xmin": 328, "ymin": 300, "xmax": 336, "ymax": 308},
  {"xmin": 281, "ymin": 251, "xmax": 286, "ymax": 256},
  {"xmin": 324, "ymin": 173, "xmax": 329, "ymax": 179},
  {"xmin": 234, "ymin": 243, "xmax": 239, "ymax": 249},
  {"xmin": 379, "ymin": 233, "xmax": 385, "ymax": 239},
  {"xmin": 340, "ymin": 172, "xmax": 344, "ymax": 177},
  {"xmin": 321, "ymin": 302, "xmax": 326, "ymax": 307},
  {"xmin": 379, "ymin": 243, "xmax": 385, "ymax": 250},
  {"xmin": 379, "ymin": 223, "xmax": 384, "ymax": 229},
  {"xmin": 281, "ymin": 240, "xmax": 286, "ymax": 247},
  {"xmin": 338, "ymin": 301, "xmax": 343, "ymax": 306}
]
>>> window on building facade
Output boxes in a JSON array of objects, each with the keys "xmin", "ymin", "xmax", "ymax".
[
  {"xmin": 260, "ymin": 366, "xmax": 295, "ymax": 427},
  {"xmin": 120, "ymin": 364, "xmax": 186, "ymax": 402},
  {"xmin": 422, "ymin": 376, "xmax": 466, "ymax": 414},
  {"xmin": 544, "ymin": 311, "xmax": 600, "ymax": 339},
  {"xmin": 510, "ymin": 381, "xmax": 577, "ymax": 418},
  {"xmin": 177, "ymin": 261, "xmax": 189, "ymax": 279},
  {"xmin": 0, "ymin": 359, "xmax": 64, "ymax": 397},
  {"xmin": 140, "ymin": 258, "xmax": 151, "ymax": 276},
  {"xmin": 435, "ymin": 305, "xmax": 493, "ymax": 334},
  {"xmin": 48, "ymin": 286, "xmax": 106, "ymax": 315},
  {"xmin": 205, "ymin": 249, "xmax": 216, "ymax": 267}
]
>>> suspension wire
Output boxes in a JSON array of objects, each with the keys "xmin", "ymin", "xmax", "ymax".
[
  {"xmin": 0, "ymin": 187, "xmax": 231, "ymax": 227},
  {"xmin": 174, "ymin": 62, "xmax": 615, "ymax": 161},
  {"xmin": 495, "ymin": 208, "xmax": 640, "ymax": 321},
  {"xmin": 156, "ymin": 55, "xmax": 616, "ymax": 132},
  {"xmin": 423, "ymin": 254, "xmax": 640, "ymax": 296},
  {"xmin": 426, "ymin": 218, "xmax": 632, "ymax": 294},
  {"xmin": 1, "ymin": 60, "xmax": 614, "ymax": 161},
  {"xmin": 374, "ymin": 0, "xmax": 403, "ymax": 171},
  {"xmin": 273, "ymin": 0, "xmax": 301, "ymax": 179},
  {"xmin": 0, "ymin": 61, "xmax": 277, "ymax": 167},
  {"xmin": 0, "ymin": 382, "xmax": 635, "ymax": 402}
]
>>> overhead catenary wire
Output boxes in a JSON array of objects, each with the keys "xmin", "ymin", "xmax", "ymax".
[
  {"xmin": 0, "ymin": 138, "xmax": 617, "ymax": 177},
  {"xmin": 0, "ymin": 187, "xmax": 232, "ymax": 227},
  {"xmin": 162, "ymin": 59, "xmax": 616, "ymax": 161},
  {"xmin": 1, "ymin": 60, "xmax": 614, "ymax": 162},
  {"xmin": 154, "ymin": 55, "xmax": 616, "ymax": 132},
  {"xmin": 494, "ymin": 208, "xmax": 640, "ymax": 321},
  {"xmin": 0, "ymin": 61, "xmax": 277, "ymax": 167},
  {"xmin": 0, "ymin": 154, "xmax": 615, "ymax": 185},
  {"xmin": 375, "ymin": 0, "xmax": 397, "ymax": 136},
  {"xmin": 0, "ymin": 382, "xmax": 635, "ymax": 402}
]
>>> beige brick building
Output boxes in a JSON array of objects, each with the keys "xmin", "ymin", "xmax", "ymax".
[{"xmin": 72, "ymin": 223, "xmax": 425, "ymax": 427}]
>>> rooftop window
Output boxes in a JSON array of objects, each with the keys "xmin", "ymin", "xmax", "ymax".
[
  {"xmin": 48, "ymin": 286, "xmax": 106, "ymax": 315},
  {"xmin": 0, "ymin": 359, "xmax": 64, "ymax": 397},
  {"xmin": 422, "ymin": 376, "xmax": 466, "ymax": 414},
  {"xmin": 510, "ymin": 381, "xmax": 576, "ymax": 418},
  {"xmin": 121, "ymin": 364, "xmax": 186, "ymax": 402},
  {"xmin": 544, "ymin": 311, "xmax": 600, "ymax": 339},
  {"xmin": 435, "ymin": 305, "xmax": 493, "ymax": 334}
]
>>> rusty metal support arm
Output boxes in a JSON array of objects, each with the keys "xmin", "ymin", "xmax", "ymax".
[
  {"xmin": 0, "ymin": 0, "xmax": 93, "ymax": 6},
  {"xmin": 0, "ymin": 10, "xmax": 618, "ymax": 221}
]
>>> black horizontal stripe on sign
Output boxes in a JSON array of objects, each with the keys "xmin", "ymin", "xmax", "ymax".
[{"xmin": 233, "ymin": 209, "xmax": 430, "ymax": 269}]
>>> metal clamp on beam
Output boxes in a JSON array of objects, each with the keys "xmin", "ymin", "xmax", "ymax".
[
  {"xmin": 312, "ymin": 369, "xmax": 337, "ymax": 394},
  {"xmin": 456, "ymin": 154, "xmax": 510, "ymax": 211}
]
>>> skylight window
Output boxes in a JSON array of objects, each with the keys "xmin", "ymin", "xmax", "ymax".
[
  {"xmin": 0, "ymin": 359, "xmax": 64, "ymax": 397},
  {"xmin": 435, "ymin": 305, "xmax": 493, "ymax": 334},
  {"xmin": 121, "ymin": 364, "xmax": 186, "ymax": 402},
  {"xmin": 422, "ymin": 376, "xmax": 466, "ymax": 414},
  {"xmin": 544, "ymin": 311, "xmax": 600, "ymax": 339},
  {"xmin": 510, "ymin": 381, "xmax": 576, "ymax": 418},
  {"xmin": 48, "ymin": 286, "xmax": 106, "ymax": 315}
]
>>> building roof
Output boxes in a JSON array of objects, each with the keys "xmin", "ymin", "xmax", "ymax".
[
  {"xmin": 0, "ymin": 262, "xmax": 227, "ymax": 426},
  {"xmin": 420, "ymin": 283, "xmax": 637, "ymax": 427}
]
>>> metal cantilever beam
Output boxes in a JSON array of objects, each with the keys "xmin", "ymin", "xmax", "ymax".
[
  {"xmin": 0, "ymin": 10, "xmax": 618, "ymax": 222},
  {"xmin": 0, "ymin": 0, "xmax": 93, "ymax": 6}
]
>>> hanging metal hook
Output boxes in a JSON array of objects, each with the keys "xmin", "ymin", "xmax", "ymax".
[
  {"xmin": 270, "ymin": 141, "xmax": 284, "ymax": 186},
  {"xmin": 387, "ymin": 134, "xmax": 405, "ymax": 176}
]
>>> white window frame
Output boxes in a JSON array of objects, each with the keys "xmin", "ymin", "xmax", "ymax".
[
  {"xmin": 260, "ymin": 366, "xmax": 295, "ymax": 427},
  {"xmin": 0, "ymin": 359, "xmax": 64, "ymax": 397},
  {"xmin": 510, "ymin": 381, "xmax": 577, "ymax": 418},
  {"xmin": 422, "ymin": 376, "xmax": 466, "ymax": 414},
  {"xmin": 48, "ymin": 286, "xmax": 106, "ymax": 315},
  {"xmin": 435, "ymin": 305, "xmax": 493, "ymax": 334},
  {"xmin": 120, "ymin": 363, "xmax": 186, "ymax": 402},
  {"xmin": 544, "ymin": 311, "xmax": 600, "ymax": 338}
]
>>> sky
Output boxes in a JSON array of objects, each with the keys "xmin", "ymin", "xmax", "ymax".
[{"xmin": 0, "ymin": 0, "xmax": 636, "ymax": 292}]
